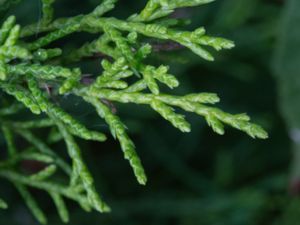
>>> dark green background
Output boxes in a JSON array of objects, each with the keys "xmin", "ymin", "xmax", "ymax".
[{"xmin": 1, "ymin": 0, "xmax": 300, "ymax": 224}]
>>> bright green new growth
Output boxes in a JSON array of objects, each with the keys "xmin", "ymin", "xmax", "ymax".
[{"xmin": 0, "ymin": 0, "xmax": 268, "ymax": 223}]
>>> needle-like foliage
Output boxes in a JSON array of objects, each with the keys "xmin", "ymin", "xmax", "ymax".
[{"xmin": 0, "ymin": 0, "xmax": 268, "ymax": 223}]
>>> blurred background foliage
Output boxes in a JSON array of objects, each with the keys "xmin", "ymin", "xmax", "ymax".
[{"xmin": 1, "ymin": 0, "xmax": 300, "ymax": 224}]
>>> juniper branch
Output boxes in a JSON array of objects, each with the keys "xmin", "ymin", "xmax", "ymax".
[{"xmin": 0, "ymin": 0, "xmax": 268, "ymax": 223}]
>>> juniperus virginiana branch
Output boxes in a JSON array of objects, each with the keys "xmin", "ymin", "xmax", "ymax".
[{"xmin": 0, "ymin": 0, "xmax": 268, "ymax": 223}]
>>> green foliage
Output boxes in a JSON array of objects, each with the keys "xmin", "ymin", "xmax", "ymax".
[
  {"xmin": 273, "ymin": 0, "xmax": 300, "ymax": 128},
  {"xmin": 273, "ymin": 0, "xmax": 300, "ymax": 198},
  {"xmin": 0, "ymin": 0, "xmax": 268, "ymax": 223},
  {"xmin": 0, "ymin": 198, "xmax": 7, "ymax": 210}
]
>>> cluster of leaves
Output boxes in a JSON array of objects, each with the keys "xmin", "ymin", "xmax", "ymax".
[{"xmin": 0, "ymin": 0, "xmax": 268, "ymax": 223}]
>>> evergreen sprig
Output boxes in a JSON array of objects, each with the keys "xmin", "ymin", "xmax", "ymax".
[{"xmin": 0, "ymin": 0, "xmax": 268, "ymax": 223}]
